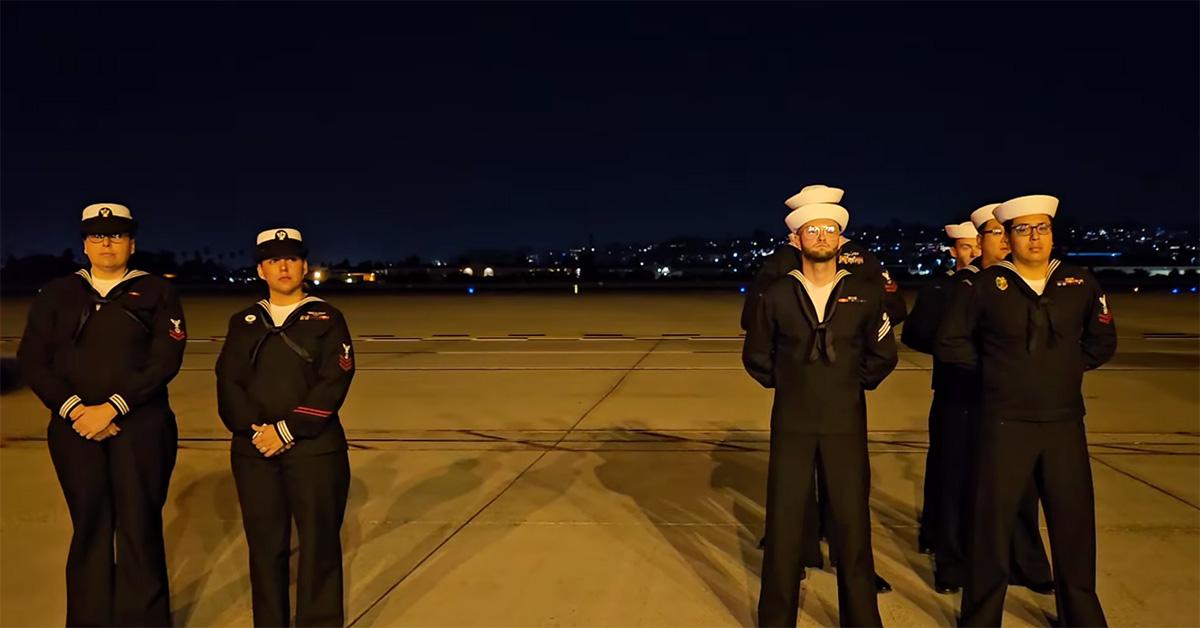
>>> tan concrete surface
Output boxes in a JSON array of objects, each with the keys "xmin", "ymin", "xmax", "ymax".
[
  {"xmin": 2, "ymin": 294, "xmax": 1197, "ymax": 626},
  {"xmin": 2, "ymin": 292, "xmax": 1197, "ymax": 340}
]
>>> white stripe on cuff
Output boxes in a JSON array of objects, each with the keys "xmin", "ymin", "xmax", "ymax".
[
  {"xmin": 108, "ymin": 394, "xmax": 130, "ymax": 415},
  {"xmin": 59, "ymin": 395, "xmax": 82, "ymax": 419},
  {"xmin": 275, "ymin": 420, "xmax": 295, "ymax": 445}
]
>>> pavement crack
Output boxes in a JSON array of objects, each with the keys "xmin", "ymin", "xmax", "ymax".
[
  {"xmin": 1090, "ymin": 455, "xmax": 1200, "ymax": 511},
  {"xmin": 346, "ymin": 339, "xmax": 662, "ymax": 626}
]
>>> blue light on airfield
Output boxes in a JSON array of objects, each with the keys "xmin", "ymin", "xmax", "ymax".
[
  {"xmin": 739, "ymin": 286, "xmax": 747, "ymax": 293},
  {"xmin": 1171, "ymin": 288, "xmax": 1180, "ymax": 294},
  {"xmin": 468, "ymin": 287, "xmax": 475, "ymax": 295},
  {"xmin": 1192, "ymin": 286, "xmax": 1198, "ymax": 294}
]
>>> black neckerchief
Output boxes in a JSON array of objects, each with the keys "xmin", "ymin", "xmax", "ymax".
[
  {"xmin": 787, "ymin": 268, "xmax": 852, "ymax": 364},
  {"xmin": 994, "ymin": 260, "xmax": 1063, "ymax": 353},
  {"xmin": 72, "ymin": 269, "xmax": 151, "ymax": 342},
  {"xmin": 249, "ymin": 296, "xmax": 324, "ymax": 365}
]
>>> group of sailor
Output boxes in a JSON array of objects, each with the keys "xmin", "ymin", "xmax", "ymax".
[
  {"xmin": 742, "ymin": 185, "xmax": 1114, "ymax": 627},
  {"xmin": 18, "ymin": 192, "xmax": 1114, "ymax": 627}
]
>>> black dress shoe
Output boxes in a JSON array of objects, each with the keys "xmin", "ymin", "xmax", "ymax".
[
  {"xmin": 934, "ymin": 581, "xmax": 961, "ymax": 594},
  {"xmin": 875, "ymin": 574, "xmax": 892, "ymax": 593},
  {"xmin": 918, "ymin": 530, "xmax": 934, "ymax": 555}
]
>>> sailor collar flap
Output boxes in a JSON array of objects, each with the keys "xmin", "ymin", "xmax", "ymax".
[
  {"xmin": 74, "ymin": 269, "xmax": 150, "ymax": 298},
  {"xmin": 71, "ymin": 269, "xmax": 154, "ymax": 341}
]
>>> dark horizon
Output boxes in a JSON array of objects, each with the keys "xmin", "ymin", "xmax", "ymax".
[{"xmin": 3, "ymin": 2, "xmax": 1197, "ymax": 262}]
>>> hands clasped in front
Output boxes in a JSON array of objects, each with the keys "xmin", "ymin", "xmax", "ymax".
[
  {"xmin": 251, "ymin": 423, "xmax": 294, "ymax": 457},
  {"xmin": 70, "ymin": 403, "xmax": 120, "ymax": 441}
]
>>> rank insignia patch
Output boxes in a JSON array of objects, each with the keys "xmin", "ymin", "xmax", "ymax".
[
  {"xmin": 1098, "ymin": 294, "xmax": 1113, "ymax": 324},
  {"xmin": 169, "ymin": 318, "xmax": 186, "ymax": 341},
  {"xmin": 338, "ymin": 343, "xmax": 353, "ymax": 371},
  {"xmin": 881, "ymin": 270, "xmax": 899, "ymax": 292}
]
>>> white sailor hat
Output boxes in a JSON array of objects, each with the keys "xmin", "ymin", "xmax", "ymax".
[
  {"xmin": 944, "ymin": 222, "xmax": 978, "ymax": 239},
  {"xmin": 783, "ymin": 185, "xmax": 849, "ymax": 232},
  {"xmin": 994, "ymin": 194, "xmax": 1059, "ymax": 224},
  {"xmin": 255, "ymin": 227, "xmax": 308, "ymax": 261},
  {"xmin": 970, "ymin": 203, "xmax": 1001, "ymax": 229},
  {"xmin": 785, "ymin": 203, "xmax": 850, "ymax": 232},
  {"xmin": 80, "ymin": 203, "xmax": 137, "ymax": 236},
  {"xmin": 784, "ymin": 184, "xmax": 844, "ymax": 210}
]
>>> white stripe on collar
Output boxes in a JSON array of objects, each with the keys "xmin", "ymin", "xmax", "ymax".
[
  {"xmin": 787, "ymin": 269, "xmax": 851, "ymax": 284},
  {"xmin": 256, "ymin": 295, "xmax": 324, "ymax": 310},
  {"xmin": 256, "ymin": 296, "xmax": 326, "ymax": 325},
  {"xmin": 994, "ymin": 259, "xmax": 1060, "ymax": 279},
  {"xmin": 75, "ymin": 269, "xmax": 149, "ymax": 292}
]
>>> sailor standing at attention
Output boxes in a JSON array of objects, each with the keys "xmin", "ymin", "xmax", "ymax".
[
  {"xmin": 216, "ymin": 228, "xmax": 355, "ymax": 627},
  {"xmin": 18, "ymin": 203, "xmax": 185, "ymax": 626},
  {"xmin": 937, "ymin": 195, "xmax": 1116, "ymax": 626},
  {"xmin": 901, "ymin": 219, "xmax": 978, "ymax": 592},
  {"xmin": 744, "ymin": 198, "xmax": 898, "ymax": 626}
]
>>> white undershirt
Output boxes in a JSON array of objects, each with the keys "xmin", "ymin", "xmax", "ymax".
[
  {"xmin": 91, "ymin": 276, "xmax": 121, "ymax": 297},
  {"xmin": 266, "ymin": 301, "xmax": 304, "ymax": 327},
  {"xmin": 795, "ymin": 273, "xmax": 837, "ymax": 322},
  {"xmin": 1021, "ymin": 277, "xmax": 1047, "ymax": 295}
]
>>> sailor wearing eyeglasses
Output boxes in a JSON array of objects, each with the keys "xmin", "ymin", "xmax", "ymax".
[
  {"xmin": 216, "ymin": 228, "xmax": 355, "ymax": 627},
  {"xmin": 963, "ymin": 203, "xmax": 1056, "ymax": 596},
  {"xmin": 17, "ymin": 202, "xmax": 186, "ymax": 626},
  {"xmin": 937, "ymin": 195, "xmax": 1116, "ymax": 626},
  {"xmin": 744, "ymin": 185, "xmax": 898, "ymax": 595},
  {"xmin": 743, "ymin": 199, "xmax": 898, "ymax": 627}
]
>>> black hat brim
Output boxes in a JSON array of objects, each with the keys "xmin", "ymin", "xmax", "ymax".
[
  {"xmin": 81, "ymin": 217, "xmax": 137, "ymax": 237},
  {"xmin": 256, "ymin": 240, "xmax": 308, "ymax": 262}
]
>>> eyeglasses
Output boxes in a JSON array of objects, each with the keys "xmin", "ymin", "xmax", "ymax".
[
  {"xmin": 1009, "ymin": 223, "xmax": 1052, "ymax": 237},
  {"xmin": 798, "ymin": 225, "xmax": 839, "ymax": 239},
  {"xmin": 85, "ymin": 234, "xmax": 130, "ymax": 243}
]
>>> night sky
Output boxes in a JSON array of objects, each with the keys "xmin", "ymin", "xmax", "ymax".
[{"xmin": 2, "ymin": 2, "xmax": 1196, "ymax": 262}]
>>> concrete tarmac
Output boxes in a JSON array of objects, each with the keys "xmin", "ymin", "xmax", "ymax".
[{"xmin": 1, "ymin": 292, "xmax": 1197, "ymax": 626}]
